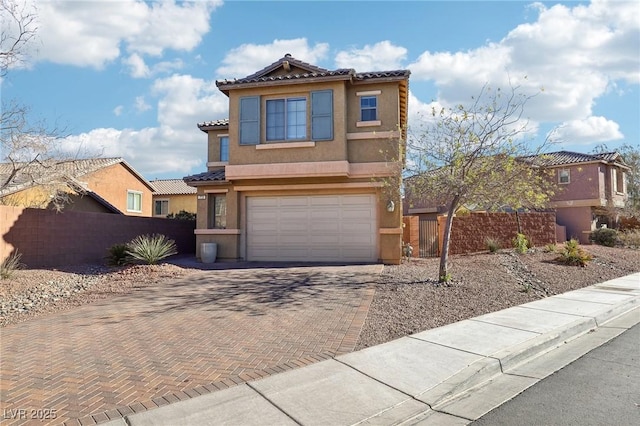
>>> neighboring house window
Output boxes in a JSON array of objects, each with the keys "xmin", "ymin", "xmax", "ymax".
[
  {"xmin": 266, "ymin": 97, "xmax": 306, "ymax": 141},
  {"xmin": 154, "ymin": 199, "xmax": 169, "ymax": 217},
  {"xmin": 220, "ymin": 136, "xmax": 229, "ymax": 162},
  {"xmin": 558, "ymin": 169, "xmax": 570, "ymax": 184},
  {"xmin": 613, "ymin": 169, "xmax": 625, "ymax": 194},
  {"xmin": 208, "ymin": 195, "xmax": 226, "ymax": 229},
  {"xmin": 127, "ymin": 190, "xmax": 142, "ymax": 212},
  {"xmin": 360, "ymin": 96, "xmax": 377, "ymax": 121}
]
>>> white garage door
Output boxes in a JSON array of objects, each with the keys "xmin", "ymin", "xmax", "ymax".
[{"xmin": 247, "ymin": 194, "xmax": 377, "ymax": 262}]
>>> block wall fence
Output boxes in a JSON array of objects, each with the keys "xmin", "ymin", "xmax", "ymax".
[
  {"xmin": 403, "ymin": 212, "xmax": 557, "ymax": 256},
  {"xmin": 1, "ymin": 206, "xmax": 195, "ymax": 268}
]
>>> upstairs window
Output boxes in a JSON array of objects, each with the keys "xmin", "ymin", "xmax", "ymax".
[
  {"xmin": 154, "ymin": 199, "xmax": 169, "ymax": 217},
  {"xmin": 127, "ymin": 190, "xmax": 142, "ymax": 212},
  {"xmin": 220, "ymin": 136, "xmax": 229, "ymax": 162},
  {"xmin": 558, "ymin": 169, "xmax": 570, "ymax": 184},
  {"xmin": 208, "ymin": 195, "xmax": 226, "ymax": 229},
  {"xmin": 266, "ymin": 97, "xmax": 306, "ymax": 141},
  {"xmin": 360, "ymin": 96, "xmax": 377, "ymax": 121}
]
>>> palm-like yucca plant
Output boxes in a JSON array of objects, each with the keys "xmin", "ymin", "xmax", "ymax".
[
  {"xmin": 1, "ymin": 251, "xmax": 23, "ymax": 279},
  {"xmin": 126, "ymin": 234, "xmax": 177, "ymax": 265}
]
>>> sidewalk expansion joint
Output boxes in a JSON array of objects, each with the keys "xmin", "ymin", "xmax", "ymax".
[
  {"xmin": 468, "ymin": 318, "xmax": 547, "ymax": 334},
  {"xmin": 333, "ymin": 357, "xmax": 434, "ymax": 408},
  {"xmin": 245, "ymin": 382, "xmax": 303, "ymax": 426},
  {"xmin": 407, "ymin": 335, "xmax": 489, "ymax": 358}
]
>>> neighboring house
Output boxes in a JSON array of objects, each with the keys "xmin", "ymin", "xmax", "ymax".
[
  {"xmin": 150, "ymin": 179, "xmax": 197, "ymax": 217},
  {"xmin": 184, "ymin": 54, "xmax": 410, "ymax": 264},
  {"xmin": 527, "ymin": 150, "xmax": 629, "ymax": 243},
  {"xmin": 0, "ymin": 157, "xmax": 156, "ymax": 216},
  {"xmin": 404, "ymin": 150, "xmax": 630, "ymax": 245}
]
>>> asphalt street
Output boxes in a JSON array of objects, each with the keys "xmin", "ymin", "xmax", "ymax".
[{"xmin": 473, "ymin": 323, "xmax": 640, "ymax": 426}]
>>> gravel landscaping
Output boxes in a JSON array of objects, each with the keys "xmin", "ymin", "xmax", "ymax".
[{"xmin": 1, "ymin": 245, "xmax": 639, "ymax": 350}]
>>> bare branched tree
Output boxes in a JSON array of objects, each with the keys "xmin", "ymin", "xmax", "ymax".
[
  {"xmin": 0, "ymin": 0, "xmax": 38, "ymax": 76},
  {"xmin": 405, "ymin": 81, "xmax": 557, "ymax": 283},
  {"xmin": 0, "ymin": 0, "xmax": 84, "ymax": 210}
]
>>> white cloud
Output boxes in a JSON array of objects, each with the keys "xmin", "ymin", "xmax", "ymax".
[
  {"xmin": 407, "ymin": 0, "xmax": 639, "ymax": 128},
  {"xmin": 34, "ymin": 0, "xmax": 222, "ymax": 69},
  {"xmin": 113, "ymin": 105, "xmax": 123, "ymax": 116},
  {"xmin": 134, "ymin": 96, "xmax": 151, "ymax": 113},
  {"xmin": 123, "ymin": 54, "xmax": 150, "ymax": 78},
  {"xmin": 551, "ymin": 116, "xmax": 624, "ymax": 145},
  {"xmin": 216, "ymin": 38, "xmax": 329, "ymax": 78},
  {"xmin": 335, "ymin": 41, "xmax": 407, "ymax": 71},
  {"xmin": 60, "ymin": 73, "xmax": 229, "ymax": 178}
]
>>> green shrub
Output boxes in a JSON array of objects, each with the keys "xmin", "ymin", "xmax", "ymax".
[
  {"xmin": 126, "ymin": 234, "xmax": 177, "ymax": 265},
  {"xmin": 167, "ymin": 210, "xmax": 196, "ymax": 221},
  {"xmin": 485, "ymin": 237, "xmax": 501, "ymax": 253},
  {"xmin": 1, "ymin": 251, "xmax": 23, "ymax": 279},
  {"xmin": 590, "ymin": 228, "xmax": 618, "ymax": 247},
  {"xmin": 555, "ymin": 239, "xmax": 593, "ymax": 267},
  {"xmin": 618, "ymin": 229, "xmax": 640, "ymax": 248},
  {"xmin": 513, "ymin": 233, "xmax": 530, "ymax": 254},
  {"xmin": 106, "ymin": 243, "xmax": 131, "ymax": 266},
  {"xmin": 544, "ymin": 243, "xmax": 557, "ymax": 253}
]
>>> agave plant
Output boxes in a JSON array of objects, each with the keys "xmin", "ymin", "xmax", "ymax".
[
  {"xmin": 1, "ymin": 251, "xmax": 23, "ymax": 279},
  {"xmin": 126, "ymin": 234, "xmax": 177, "ymax": 265}
]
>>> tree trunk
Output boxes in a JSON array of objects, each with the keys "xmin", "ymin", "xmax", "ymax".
[{"xmin": 438, "ymin": 197, "xmax": 459, "ymax": 283}]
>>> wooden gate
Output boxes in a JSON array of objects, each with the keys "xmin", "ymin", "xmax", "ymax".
[{"xmin": 419, "ymin": 218, "xmax": 439, "ymax": 257}]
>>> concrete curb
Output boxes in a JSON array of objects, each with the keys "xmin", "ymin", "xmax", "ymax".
[{"xmin": 101, "ymin": 272, "xmax": 640, "ymax": 426}]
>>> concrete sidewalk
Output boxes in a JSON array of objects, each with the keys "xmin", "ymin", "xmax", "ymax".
[{"xmin": 104, "ymin": 272, "xmax": 640, "ymax": 426}]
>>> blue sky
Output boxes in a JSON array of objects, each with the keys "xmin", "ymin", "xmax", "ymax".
[{"xmin": 2, "ymin": 0, "xmax": 639, "ymax": 180}]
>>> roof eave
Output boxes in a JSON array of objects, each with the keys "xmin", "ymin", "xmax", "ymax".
[{"xmin": 216, "ymin": 74, "xmax": 354, "ymax": 94}]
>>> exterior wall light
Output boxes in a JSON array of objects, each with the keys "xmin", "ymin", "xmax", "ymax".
[{"xmin": 386, "ymin": 200, "xmax": 395, "ymax": 212}]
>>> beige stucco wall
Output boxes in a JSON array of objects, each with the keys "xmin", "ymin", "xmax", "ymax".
[
  {"xmin": 153, "ymin": 194, "xmax": 197, "ymax": 216},
  {"xmin": 207, "ymin": 128, "xmax": 230, "ymax": 165},
  {"xmin": 227, "ymin": 81, "xmax": 349, "ymax": 165},
  {"xmin": 83, "ymin": 163, "xmax": 153, "ymax": 217}
]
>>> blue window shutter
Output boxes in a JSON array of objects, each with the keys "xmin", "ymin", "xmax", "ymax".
[
  {"xmin": 239, "ymin": 96, "xmax": 260, "ymax": 145},
  {"xmin": 311, "ymin": 90, "xmax": 333, "ymax": 141}
]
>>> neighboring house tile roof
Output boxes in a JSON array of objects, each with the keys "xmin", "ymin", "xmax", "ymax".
[
  {"xmin": 215, "ymin": 54, "xmax": 410, "ymax": 91},
  {"xmin": 520, "ymin": 150, "xmax": 628, "ymax": 168},
  {"xmin": 183, "ymin": 169, "xmax": 226, "ymax": 184},
  {"xmin": 0, "ymin": 157, "xmax": 155, "ymax": 196},
  {"xmin": 151, "ymin": 179, "xmax": 197, "ymax": 195}
]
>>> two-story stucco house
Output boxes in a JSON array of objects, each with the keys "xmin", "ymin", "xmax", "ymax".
[
  {"xmin": 184, "ymin": 55, "xmax": 410, "ymax": 264},
  {"xmin": 533, "ymin": 150, "xmax": 630, "ymax": 243}
]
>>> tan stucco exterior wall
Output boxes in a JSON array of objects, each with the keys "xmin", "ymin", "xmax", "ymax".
[
  {"xmin": 153, "ymin": 194, "xmax": 197, "ymax": 216},
  {"xmin": 82, "ymin": 164, "xmax": 153, "ymax": 216}
]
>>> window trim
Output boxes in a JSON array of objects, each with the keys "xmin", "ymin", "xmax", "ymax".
[
  {"xmin": 153, "ymin": 199, "xmax": 169, "ymax": 217},
  {"xmin": 266, "ymin": 96, "xmax": 307, "ymax": 142},
  {"xmin": 359, "ymin": 95, "xmax": 378, "ymax": 122},
  {"xmin": 558, "ymin": 169, "xmax": 570, "ymax": 185},
  {"xmin": 126, "ymin": 190, "xmax": 143, "ymax": 213}
]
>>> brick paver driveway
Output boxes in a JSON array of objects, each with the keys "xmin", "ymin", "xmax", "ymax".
[{"xmin": 0, "ymin": 264, "xmax": 379, "ymax": 425}]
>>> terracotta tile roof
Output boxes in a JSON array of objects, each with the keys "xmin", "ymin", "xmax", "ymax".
[
  {"xmin": 215, "ymin": 54, "xmax": 409, "ymax": 90},
  {"xmin": 151, "ymin": 179, "xmax": 197, "ymax": 195},
  {"xmin": 183, "ymin": 169, "xmax": 226, "ymax": 184},
  {"xmin": 520, "ymin": 150, "xmax": 626, "ymax": 167},
  {"xmin": 0, "ymin": 157, "xmax": 155, "ymax": 196}
]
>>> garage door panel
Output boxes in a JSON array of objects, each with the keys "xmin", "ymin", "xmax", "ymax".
[{"xmin": 247, "ymin": 195, "xmax": 376, "ymax": 262}]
